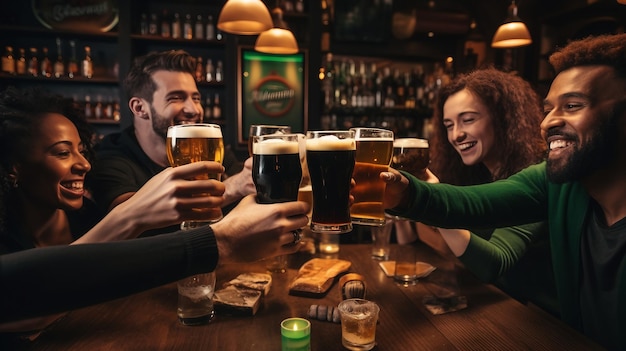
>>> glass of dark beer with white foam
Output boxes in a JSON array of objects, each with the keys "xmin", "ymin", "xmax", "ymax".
[
  {"xmin": 252, "ymin": 134, "xmax": 303, "ymax": 204},
  {"xmin": 166, "ymin": 123, "xmax": 224, "ymax": 227},
  {"xmin": 306, "ymin": 130, "xmax": 356, "ymax": 234},
  {"xmin": 350, "ymin": 127, "xmax": 394, "ymax": 227}
]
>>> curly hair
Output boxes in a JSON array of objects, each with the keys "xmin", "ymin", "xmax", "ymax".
[
  {"xmin": 549, "ymin": 33, "xmax": 626, "ymax": 80},
  {"xmin": 429, "ymin": 67, "xmax": 546, "ymax": 185},
  {"xmin": 123, "ymin": 50, "xmax": 197, "ymax": 103},
  {"xmin": 0, "ymin": 86, "xmax": 93, "ymax": 234}
]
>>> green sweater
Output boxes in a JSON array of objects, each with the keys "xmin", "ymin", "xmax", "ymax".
[{"xmin": 388, "ymin": 162, "xmax": 626, "ymax": 348}]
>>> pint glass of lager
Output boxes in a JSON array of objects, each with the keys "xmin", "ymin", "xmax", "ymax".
[
  {"xmin": 166, "ymin": 123, "xmax": 225, "ymax": 226},
  {"xmin": 391, "ymin": 138, "xmax": 429, "ymax": 178},
  {"xmin": 252, "ymin": 134, "xmax": 303, "ymax": 204},
  {"xmin": 248, "ymin": 124, "xmax": 292, "ymax": 157},
  {"xmin": 306, "ymin": 130, "xmax": 356, "ymax": 234},
  {"xmin": 350, "ymin": 127, "xmax": 394, "ymax": 226}
]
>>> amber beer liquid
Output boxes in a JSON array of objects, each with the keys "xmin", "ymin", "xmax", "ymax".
[
  {"xmin": 391, "ymin": 138, "xmax": 429, "ymax": 178},
  {"xmin": 166, "ymin": 124, "xmax": 224, "ymax": 223},
  {"xmin": 306, "ymin": 131, "xmax": 356, "ymax": 234},
  {"xmin": 252, "ymin": 134, "xmax": 302, "ymax": 204},
  {"xmin": 350, "ymin": 128, "xmax": 394, "ymax": 226}
]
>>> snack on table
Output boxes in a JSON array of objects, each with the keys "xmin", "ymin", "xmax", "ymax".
[
  {"xmin": 289, "ymin": 258, "xmax": 351, "ymax": 297},
  {"xmin": 225, "ymin": 272, "xmax": 272, "ymax": 296},
  {"xmin": 213, "ymin": 285, "xmax": 262, "ymax": 316}
]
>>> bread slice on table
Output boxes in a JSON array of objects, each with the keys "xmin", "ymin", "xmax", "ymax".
[
  {"xmin": 289, "ymin": 258, "xmax": 351, "ymax": 297},
  {"xmin": 225, "ymin": 272, "xmax": 272, "ymax": 296}
]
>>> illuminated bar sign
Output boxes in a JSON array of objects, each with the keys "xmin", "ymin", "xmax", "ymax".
[
  {"xmin": 238, "ymin": 48, "xmax": 307, "ymax": 146},
  {"xmin": 32, "ymin": 0, "xmax": 119, "ymax": 32}
]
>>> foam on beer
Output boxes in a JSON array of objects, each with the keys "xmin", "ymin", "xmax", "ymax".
[
  {"xmin": 306, "ymin": 135, "xmax": 356, "ymax": 151},
  {"xmin": 167, "ymin": 124, "xmax": 222, "ymax": 138},
  {"xmin": 253, "ymin": 138, "xmax": 299, "ymax": 155},
  {"xmin": 393, "ymin": 138, "xmax": 428, "ymax": 148}
]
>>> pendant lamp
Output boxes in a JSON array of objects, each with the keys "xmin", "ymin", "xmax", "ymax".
[
  {"xmin": 217, "ymin": 0, "xmax": 273, "ymax": 35},
  {"xmin": 254, "ymin": 7, "xmax": 299, "ymax": 54},
  {"xmin": 491, "ymin": 1, "xmax": 532, "ymax": 48}
]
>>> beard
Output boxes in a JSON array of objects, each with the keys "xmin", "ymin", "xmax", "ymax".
[
  {"xmin": 546, "ymin": 111, "xmax": 618, "ymax": 183},
  {"xmin": 150, "ymin": 105, "xmax": 170, "ymax": 142}
]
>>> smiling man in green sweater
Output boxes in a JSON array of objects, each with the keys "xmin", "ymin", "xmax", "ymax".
[{"xmin": 382, "ymin": 33, "xmax": 626, "ymax": 351}]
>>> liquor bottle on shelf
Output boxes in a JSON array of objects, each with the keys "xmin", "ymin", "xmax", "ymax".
[
  {"xmin": 171, "ymin": 13, "xmax": 182, "ymax": 39},
  {"xmin": 205, "ymin": 15, "xmax": 215, "ymax": 40},
  {"xmin": 84, "ymin": 94, "xmax": 93, "ymax": 119},
  {"xmin": 94, "ymin": 95, "xmax": 103, "ymax": 119},
  {"xmin": 82, "ymin": 46, "xmax": 93, "ymax": 79},
  {"xmin": 215, "ymin": 60, "xmax": 223, "ymax": 82},
  {"xmin": 183, "ymin": 14, "xmax": 193, "ymax": 39},
  {"xmin": 112, "ymin": 101, "xmax": 121, "ymax": 121},
  {"xmin": 27, "ymin": 48, "xmax": 38, "ymax": 77},
  {"xmin": 149, "ymin": 13, "xmax": 158, "ymax": 35},
  {"xmin": 195, "ymin": 56, "xmax": 204, "ymax": 82},
  {"xmin": 68, "ymin": 40, "xmax": 79, "ymax": 78},
  {"xmin": 194, "ymin": 15, "xmax": 204, "ymax": 40},
  {"xmin": 320, "ymin": 0, "xmax": 332, "ymax": 52},
  {"xmin": 161, "ymin": 10, "xmax": 171, "ymax": 38},
  {"xmin": 212, "ymin": 93, "xmax": 221, "ymax": 119},
  {"xmin": 205, "ymin": 58, "xmax": 214, "ymax": 82},
  {"xmin": 295, "ymin": 0, "xmax": 304, "ymax": 13},
  {"xmin": 140, "ymin": 13, "xmax": 148, "ymax": 35},
  {"xmin": 40, "ymin": 47, "xmax": 52, "ymax": 78},
  {"xmin": 203, "ymin": 96, "xmax": 212, "ymax": 121},
  {"xmin": 54, "ymin": 38, "xmax": 65, "ymax": 78},
  {"xmin": 16, "ymin": 48, "xmax": 26, "ymax": 75},
  {"xmin": 2, "ymin": 46, "xmax": 16, "ymax": 75}
]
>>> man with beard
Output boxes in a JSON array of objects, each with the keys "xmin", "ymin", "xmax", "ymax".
[
  {"xmin": 87, "ymin": 50, "xmax": 256, "ymax": 236},
  {"xmin": 381, "ymin": 33, "xmax": 626, "ymax": 350}
]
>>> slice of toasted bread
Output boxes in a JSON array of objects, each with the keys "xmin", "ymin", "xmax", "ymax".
[{"xmin": 289, "ymin": 258, "xmax": 351, "ymax": 297}]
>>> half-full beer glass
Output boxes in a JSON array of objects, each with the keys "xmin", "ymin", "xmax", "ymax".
[
  {"xmin": 306, "ymin": 130, "xmax": 356, "ymax": 234},
  {"xmin": 350, "ymin": 127, "xmax": 394, "ymax": 226},
  {"xmin": 166, "ymin": 123, "xmax": 224, "ymax": 228},
  {"xmin": 391, "ymin": 138, "xmax": 429, "ymax": 178}
]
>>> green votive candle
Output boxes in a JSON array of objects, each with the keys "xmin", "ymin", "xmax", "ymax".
[{"xmin": 281, "ymin": 317, "xmax": 311, "ymax": 351}]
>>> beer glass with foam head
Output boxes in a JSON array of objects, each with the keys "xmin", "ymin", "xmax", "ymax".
[
  {"xmin": 248, "ymin": 124, "xmax": 292, "ymax": 157},
  {"xmin": 252, "ymin": 133, "xmax": 303, "ymax": 204},
  {"xmin": 166, "ymin": 123, "xmax": 224, "ymax": 228},
  {"xmin": 306, "ymin": 130, "xmax": 356, "ymax": 234},
  {"xmin": 350, "ymin": 127, "xmax": 394, "ymax": 226},
  {"xmin": 391, "ymin": 138, "xmax": 430, "ymax": 178}
]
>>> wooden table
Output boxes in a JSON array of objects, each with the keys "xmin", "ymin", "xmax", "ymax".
[{"xmin": 24, "ymin": 244, "xmax": 602, "ymax": 351}]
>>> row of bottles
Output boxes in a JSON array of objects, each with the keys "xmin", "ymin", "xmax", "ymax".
[
  {"xmin": 194, "ymin": 57, "xmax": 224, "ymax": 84},
  {"xmin": 1, "ymin": 39, "xmax": 112, "ymax": 79},
  {"xmin": 320, "ymin": 53, "xmax": 452, "ymax": 112},
  {"xmin": 203, "ymin": 93, "xmax": 222, "ymax": 121},
  {"xmin": 74, "ymin": 94, "xmax": 121, "ymax": 121},
  {"xmin": 139, "ymin": 11, "xmax": 222, "ymax": 41}
]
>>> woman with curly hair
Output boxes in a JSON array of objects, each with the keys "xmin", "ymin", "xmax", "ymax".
[{"xmin": 416, "ymin": 68, "xmax": 558, "ymax": 316}]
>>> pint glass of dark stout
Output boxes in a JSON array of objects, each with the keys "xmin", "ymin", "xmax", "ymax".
[
  {"xmin": 166, "ymin": 123, "xmax": 225, "ymax": 226},
  {"xmin": 391, "ymin": 138, "xmax": 430, "ymax": 178},
  {"xmin": 306, "ymin": 130, "xmax": 356, "ymax": 234},
  {"xmin": 350, "ymin": 127, "xmax": 394, "ymax": 226},
  {"xmin": 248, "ymin": 124, "xmax": 292, "ymax": 156},
  {"xmin": 252, "ymin": 134, "xmax": 303, "ymax": 204}
]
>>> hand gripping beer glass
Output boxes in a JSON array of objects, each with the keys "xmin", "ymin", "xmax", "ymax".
[
  {"xmin": 306, "ymin": 130, "xmax": 356, "ymax": 234},
  {"xmin": 350, "ymin": 127, "xmax": 394, "ymax": 226},
  {"xmin": 166, "ymin": 123, "xmax": 225, "ymax": 229}
]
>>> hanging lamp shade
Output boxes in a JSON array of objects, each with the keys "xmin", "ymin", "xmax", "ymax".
[
  {"xmin": 255, "ymin": 28, "xmax": 299, "ymax": 54},
  {"xmin": 217, "ymin": 0, "xmax": 273, "ymax": 35},
  {"xmin": 491, "ymin": 1, "xmax": 532, "ymax": 48}
]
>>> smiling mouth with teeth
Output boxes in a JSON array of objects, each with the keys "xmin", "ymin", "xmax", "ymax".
[
  {"xmin": 458, "ymin": 142, "xmax": 477, "ymax": 151},
  {"xmin": 549, "ymin": 140, "xmax": 574, "ymax": 150},
  {"xmin": 61, "ymin": 181, "xmax": 84, "ymax": 190}
]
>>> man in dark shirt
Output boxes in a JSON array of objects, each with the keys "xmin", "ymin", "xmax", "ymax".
[{"xmin": 88, "ymin": 50, "xmax": 255, "ymax": 235}]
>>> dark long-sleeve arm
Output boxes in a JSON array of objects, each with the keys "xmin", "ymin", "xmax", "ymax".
[{"xmin": 0, "ymin": 225, "xmax": 218, "ymax": 323}]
